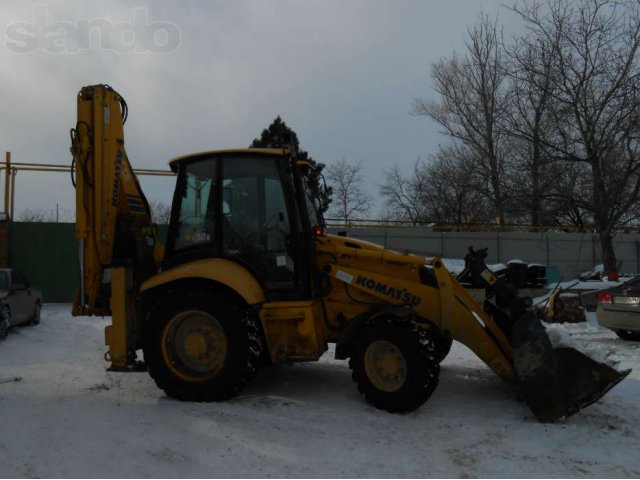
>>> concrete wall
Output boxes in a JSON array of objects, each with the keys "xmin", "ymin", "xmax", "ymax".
[{"xmin": 328, "ymin": 227, "xmax": 640, "ymax": 279}]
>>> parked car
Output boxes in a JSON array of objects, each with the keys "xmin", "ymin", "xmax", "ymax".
[
  {"xmin": 0, "ymin": 268, "xmax": 43, "ymax": 340},
  {"xmin": 596, "ymin": 276, "xmax": 640, "ymax": 341}
]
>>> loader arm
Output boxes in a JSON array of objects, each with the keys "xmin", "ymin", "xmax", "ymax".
[
  {"xmin": 70, "ymin": 85, "xmax": 163, "ymax": 368},
  {"xmin": 317, "ymin": 238, "xmax": 515, "ymax": 380},
  {"xmin": 317, "ymin": 235, "xmax": 629, "ymax": 421}
]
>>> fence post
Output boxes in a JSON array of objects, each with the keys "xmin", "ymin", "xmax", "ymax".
[
  {"xmin": 4, "ymin": 152, "xmax": 10, "ymax": 216},
  {"xmin": 546, "ymin": 234, "xmax": 550, "ymax": 266}
]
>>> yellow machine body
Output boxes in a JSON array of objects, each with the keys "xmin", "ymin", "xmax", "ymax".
[
  {"xmin": 140, "ymin": 258, "xmax": 265, "ymax": 306},
  {"xmin": 315, "ymin": 235, "xmax": 514, "ymax": 379},
  {"xmin": 71, "ymin": 84, "xmax": 628, "ymax": 422}
]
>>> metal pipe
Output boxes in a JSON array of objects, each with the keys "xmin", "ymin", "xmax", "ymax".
[
  {"xmin": 0, "ymin": 156, "xmax": 173, "ymax": 219},
  {"xmin": 10, "ymin": 162, "xmax": 172, "ymax": 176},
  {"xmin": 4, "ymin": 152, "xmax": 10, "ymax": 215},
  {"xmin": 10, "ymin": 168, "xmax": 16, "ymax": 219},
  {"xmin": 11, "ymin": 161, "xmax": 74, "ymax": 168}
]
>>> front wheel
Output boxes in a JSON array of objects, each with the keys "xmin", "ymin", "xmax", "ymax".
[
  {"xmin": 349, "ymin": 317, "xmax": 440, "ymax": 413},
  {"xmin": 143, "ymin": 287, "xmax": 263, "ymax": 401}
]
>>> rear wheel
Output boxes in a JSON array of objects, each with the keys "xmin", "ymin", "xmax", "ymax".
[
  {"xmin": 616, "ymin": 330, "xmax": 640, "ymax": 342},
  {"xmin": 349, "ymin": 317, "xmax": 440, "ymax": 413},
  {"xmin": 143, "ymin": 287, "xmax": 263, "ymax": 401}
]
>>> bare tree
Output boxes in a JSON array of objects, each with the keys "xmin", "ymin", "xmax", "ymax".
[
  {"xmin": 17, "ymin": 207, "xmax": 75, "ymax": 222},
  {"xmin": 414, "ymin": 14, "xmax": 511, "ymax": 224},
  {"xmin": 379, "ymin": 153, "xmax": 492, "ymax": 226},
  {"xmin": 423, "ymin": 145, "xmax": 493, "ymax": 224},
  {"xmin": 503, "ymin": 14, "xmax": 565, "ymax": 226},
  {"xmin": 148, "ymin": 200, "xmax": 172, "ymax": 225},
  {"xmin": 18, "ymin": 209, "xmax": 56, "ymax": 222},
  {"xmin": 379, "ymin": 161, "xmax": 430, "ymax": 225},
  {"xmin": 512, "ymin": 0, "xmax": 640, "ymax": 274},
  {"xmin": 325, "ymin": 158, "xmax": 371, "ymax": 225}
]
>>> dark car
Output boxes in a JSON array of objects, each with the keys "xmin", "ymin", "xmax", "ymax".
[
  {"xmin": 0, "ymin": 269, "xmax": 43, "ymax": 340},
  {"xmin": 596, "ymin": 275, "xmax": 640, "ymax": 341}
]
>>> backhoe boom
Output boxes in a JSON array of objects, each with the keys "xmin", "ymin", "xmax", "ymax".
[
  {"xmin": 71, "ymin": 85, "xmax": 162, "ymax": 369},
  {"xmin": 71, "ymin": 84, "xmax": 161, "ymax": 317}
]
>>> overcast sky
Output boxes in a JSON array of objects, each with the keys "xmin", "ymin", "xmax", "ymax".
[{"xmin": 0, "ymin": 0, "xmax": 523, "ymax": 220}]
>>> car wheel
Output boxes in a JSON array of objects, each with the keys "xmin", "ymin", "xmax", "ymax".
[
  {"xmin": 0, "ymin": 307, "xmax": 9, "ymax": 340},
  {"xmin": 30, "ymin": 302, "xmax": 41, "ymax": 326},
  {"xmin": 616, "ymin": 330, "xmax": 640, "ymax": 342}
]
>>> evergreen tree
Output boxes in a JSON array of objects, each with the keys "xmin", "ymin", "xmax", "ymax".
[{"xmin": 250, "ymin": 116, "xmax": 332, "ymax": 214}]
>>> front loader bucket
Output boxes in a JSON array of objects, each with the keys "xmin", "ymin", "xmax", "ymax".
[{"xmin": 511, "ymin": 312, "xmax": 630, "ymax": 422}]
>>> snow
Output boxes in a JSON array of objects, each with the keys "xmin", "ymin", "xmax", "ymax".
[
  {"xmin": 543, "ymin": 320, "xmax": 617, "ymax": 367},
  {"xmin": 438, "ymin": 258, "xmax": 509, "ymax": 275},
  {"xmin": 487, "ymin": 262, "xmax": 508, "ymax": 272},
  {"xmin": 507, "ymin": 259, "xmax": 527, "ymax": 265},
  {"xmin": 440, "ymin": 257, "xmax": 465, "ymax": 274},
  {"xmin": 1, "ymin": 306, "xmax": 640, "ymax": 477},
  {"xmin": 581, "ymin": 264, "xmax": 605, "ymax": 277}
]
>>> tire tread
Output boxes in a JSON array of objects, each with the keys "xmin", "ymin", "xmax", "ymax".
[{"xmin": 144, "ymin": 286, "xmax": 263, "ymax": 401}]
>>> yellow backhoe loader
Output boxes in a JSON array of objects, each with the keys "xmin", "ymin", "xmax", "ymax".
[{"xmin": 70, "ymin": 84, "xmax": 629, "ymax": 422}]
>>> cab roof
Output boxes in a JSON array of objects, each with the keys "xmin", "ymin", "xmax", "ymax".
[{"xmin": 169, "ymin": 148, "xmax": 286, "ymax": 169}]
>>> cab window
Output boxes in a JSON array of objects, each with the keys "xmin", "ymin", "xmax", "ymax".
[
  {"xmin": 173, "ymin": 159, "xmax": 217, "ymax": 251},
  {"xmin": 222, "ymin": 156, "xmax": 294, "ymax": 290}
]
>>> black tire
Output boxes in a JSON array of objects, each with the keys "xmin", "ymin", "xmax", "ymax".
[
  {"xmin": 0, "ymin": 307, "xmax": 9, "ymax": 340},
  {"xmin": 30, "ymin": 302, "xmax": 41, "ymax": 326},
  {"xmin": 143, "ymin": 287, "xmax": 263, "ymax": 401},
  {"xmin": 433, "ymin": 333, "xmax": 453, "ymax": 363},
  {"xmin": 616, "ymin": 329, "xmax": 640, "ymax": 342},
  {"xmin": 349, "ymin": 317, "xmax": 440, "ymax": 413}
]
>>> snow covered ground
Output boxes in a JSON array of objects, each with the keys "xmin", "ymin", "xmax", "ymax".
[{"xmin": 1, "ymin": 305, "xmax": 639, "ymax": 478}]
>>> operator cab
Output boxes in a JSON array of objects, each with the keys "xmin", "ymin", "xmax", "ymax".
[{"xmin": 164, "ymin": 149, "xmax": 324, "ymax": 301}]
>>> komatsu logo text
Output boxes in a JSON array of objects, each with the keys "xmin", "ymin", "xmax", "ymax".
[
  {"xmin": 111, "ymin": 150, "xmax": 123, "ymax": 207},
  {"xmin": 355, "ymin": 275, "xmax": 422, "ymax": 306}
]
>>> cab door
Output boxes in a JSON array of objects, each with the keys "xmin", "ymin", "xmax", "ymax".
[{"xmin": 221, "ymin": 155, "xmax": 308, "ymax": 300}]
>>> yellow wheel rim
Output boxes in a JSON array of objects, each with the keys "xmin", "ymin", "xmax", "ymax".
[
  {"xmin": 364, "ymin": 340, "xmax": 407, "ymax": 392},
  {"xmin": 161, "ymin": 310, "xmax": 228, "ymax": 382}
]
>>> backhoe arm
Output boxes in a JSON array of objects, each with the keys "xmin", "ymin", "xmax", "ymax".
[{"xmin": 70, "ymin": 84, "xmax": 161, "ymax": 317}]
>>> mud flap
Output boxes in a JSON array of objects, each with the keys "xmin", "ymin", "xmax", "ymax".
[{"xmin": 511, "ymin": 312, "xmax": 630, "ymax": 422}]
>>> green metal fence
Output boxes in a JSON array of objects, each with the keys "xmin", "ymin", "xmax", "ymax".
[
  {"xmin": 9, "ymin": 222, "xmax": 78, "ymax": 303},
  {"xmin": 8, "ymin": 222, "xmax": 169, "ymax": 303}
]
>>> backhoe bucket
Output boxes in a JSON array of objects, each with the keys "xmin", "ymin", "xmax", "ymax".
[{"xmin": 511, "ymin": 312, "xmax": 630, "ymax": 422}]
